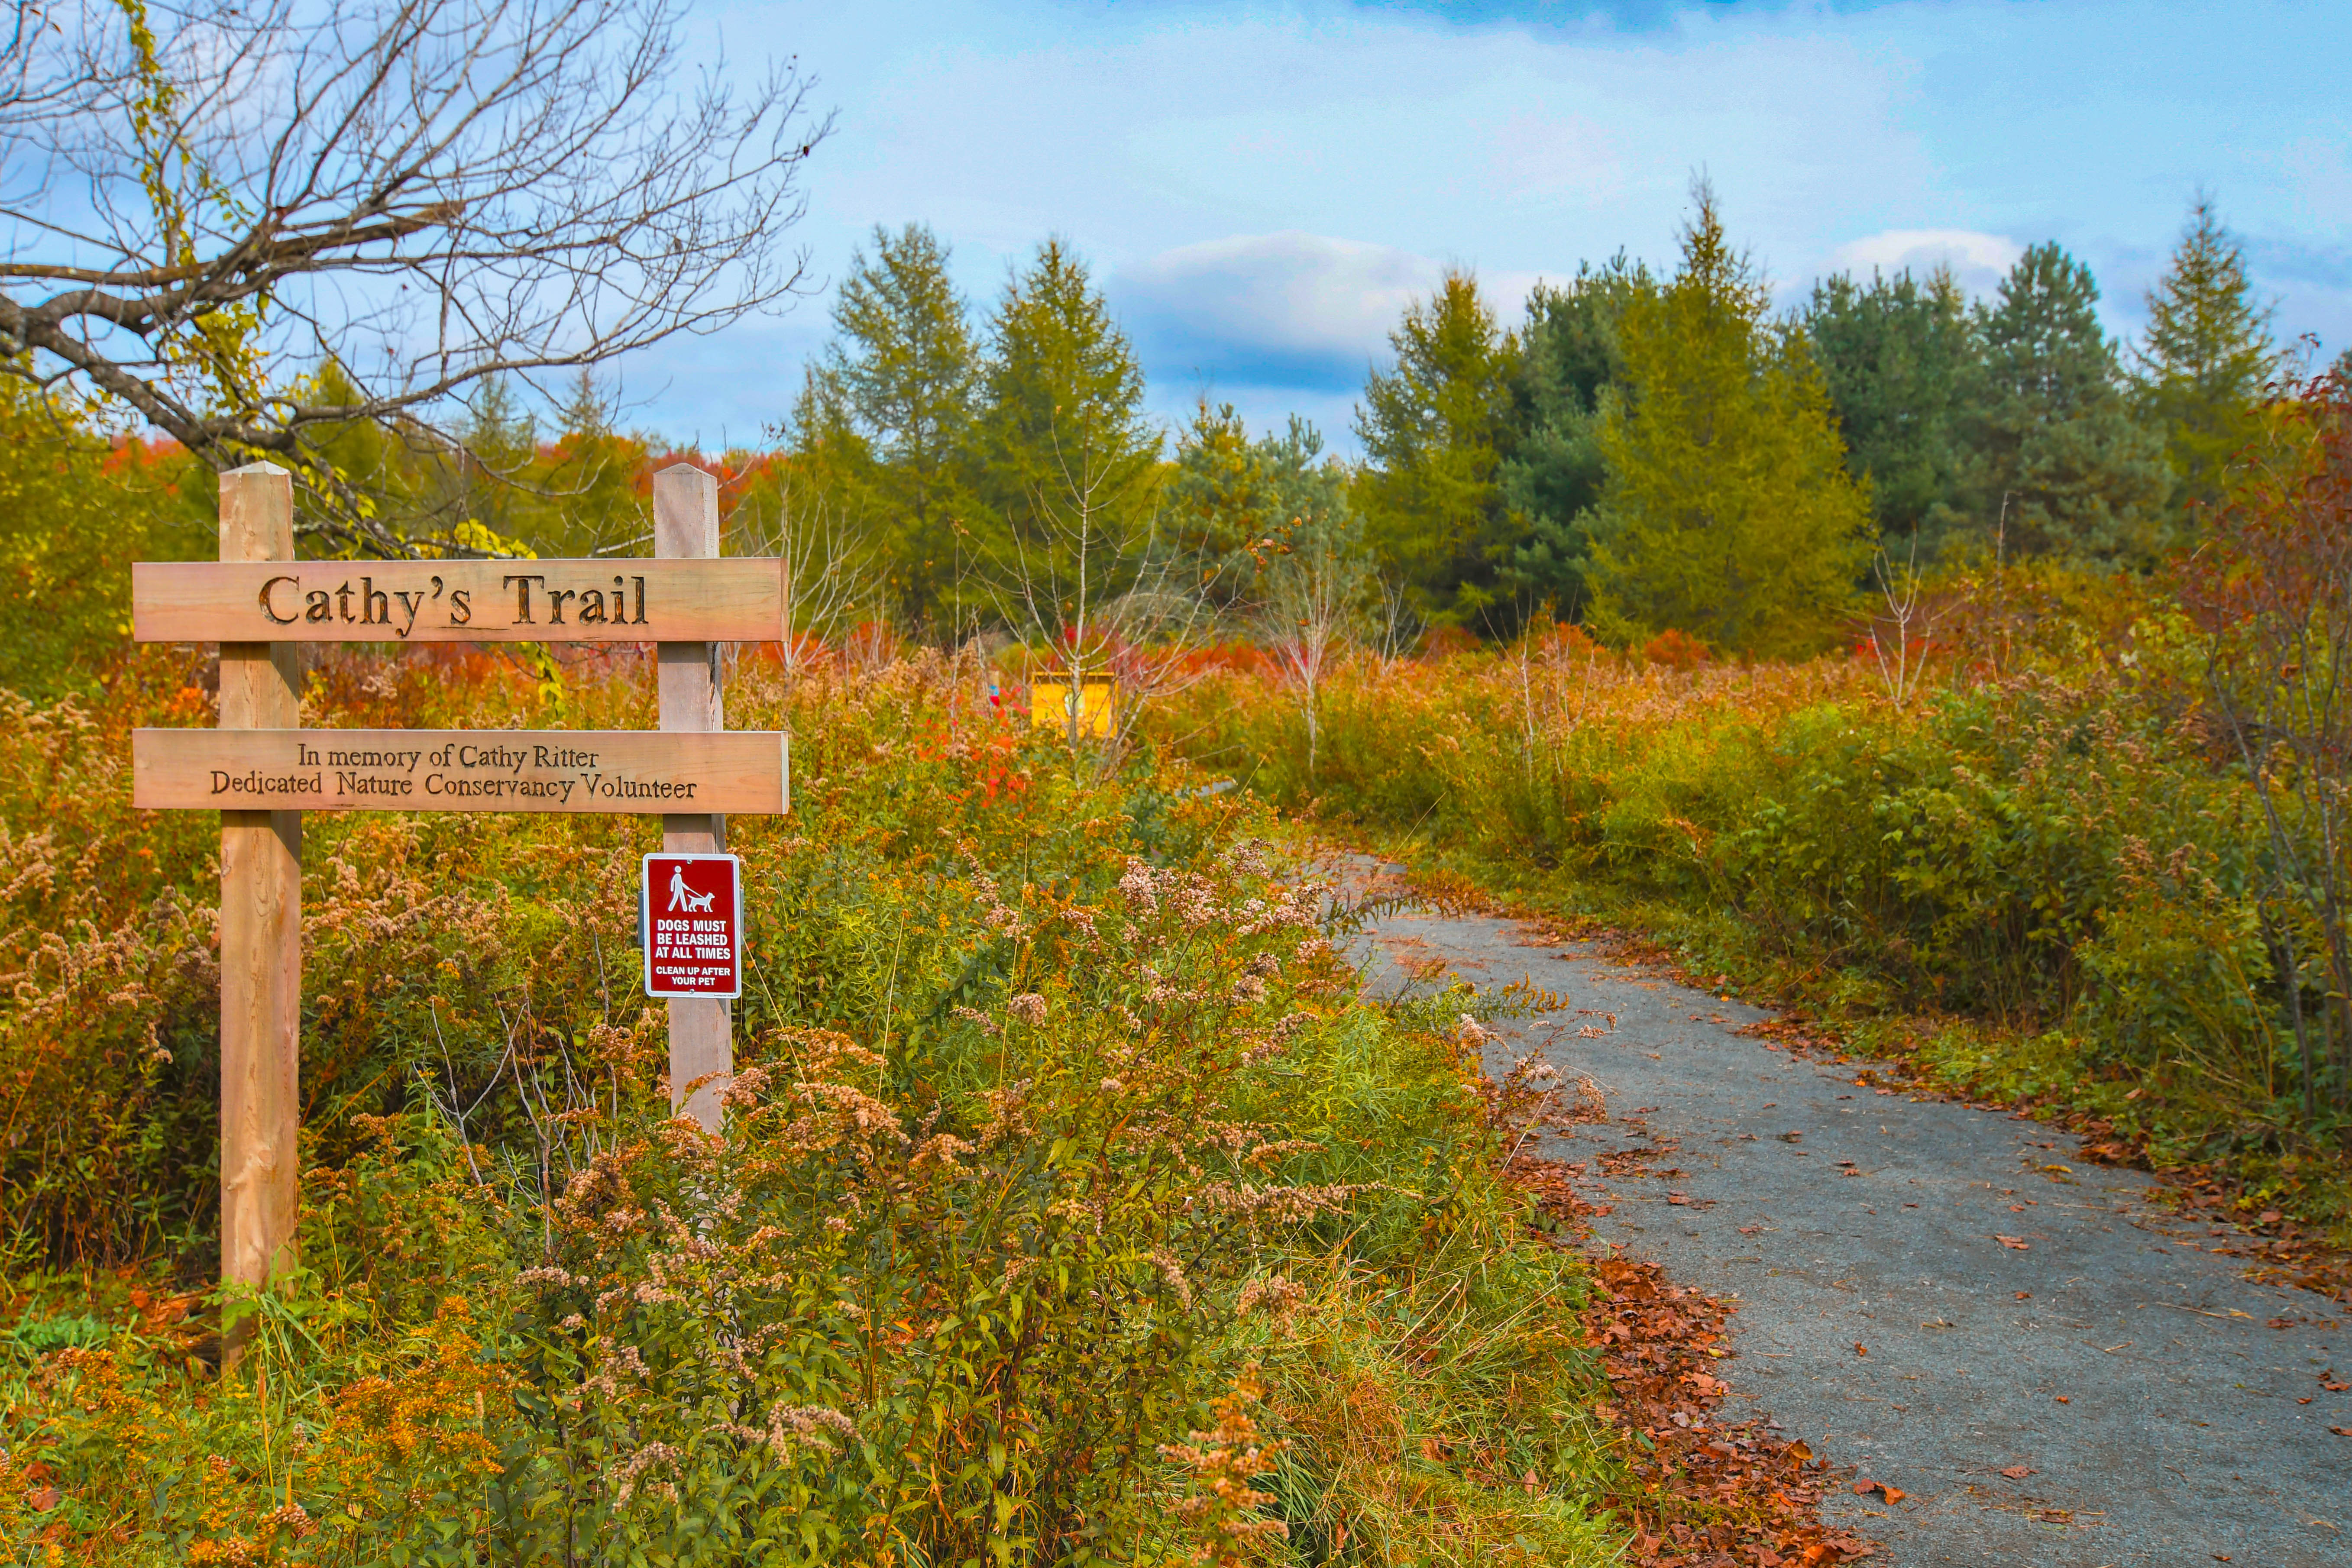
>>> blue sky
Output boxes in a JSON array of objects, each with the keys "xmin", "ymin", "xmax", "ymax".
[{"xmin": 627, "ymin": 0, "xmax": 2352, "ymax": 454}]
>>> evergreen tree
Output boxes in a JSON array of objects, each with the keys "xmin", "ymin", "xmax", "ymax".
[
  {"xmin": 1583, "ymin": 182, "xmax": 1873, "ymax": 657},
  {"xmin": 976, "ymin": 238, "xmax": 1161, "ymax": 601},
  {"xmin": 1169, "ymin": 401, "xmax": 1357, "ymax": 599},
  {"xmin": 1353, "ymin": 269, "xmax": 1519, "ymax": 627},
  {"xmin": 450, "ymin": 376, "xmax": 540, "ymax": 546},
  {"xmin": 1973, "ymin": 242, "xmax": 2171, "ymax": 564},
  {"xmin": 2134, "ymin": 197, "xmax": 2278, "ymax": 528},
  {"xmin": 819, "ymin": 223, "xmax": 984, "ymax": 617},
  {"xmin": 1501, "ymin": 254, "xmax": 1653, "ymax": 613},
  {"xmin": 1803, "ymin": 266, "xmax": 1979, "ymax": 556},
  {"xmin": 540, "ymin": 369, "xmax": 648, "ymax": 557},
  {"xmin": 1166, "ymin": 399, "xmax": 1260, "ymax": 574}
]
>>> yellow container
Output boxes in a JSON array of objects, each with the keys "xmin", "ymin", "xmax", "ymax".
[{"xmin": 1030, "ymin": 680, "xmax": 1115, "ymax": 737}]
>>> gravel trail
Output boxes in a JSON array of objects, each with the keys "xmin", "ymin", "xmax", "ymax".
[{"xmin": 1347, "ymin": 878, "xmax": 2349, "ymax": 1567}]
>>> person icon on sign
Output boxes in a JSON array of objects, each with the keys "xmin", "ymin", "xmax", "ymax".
[{"xmin": 666, "ymin": 863, "xmax": 716, "ymax": 914}]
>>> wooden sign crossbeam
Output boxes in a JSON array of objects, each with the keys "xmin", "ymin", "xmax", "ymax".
[
  {"xmin": 133, "ymin": 728, "xmax": 788, "ymax": 814},
  {"xmin": 133, "ymin": 557, "xmax": 786, "ymax": 643},
  {"xmin": 141, "ymin": 462, "xmax": 769, "ymax": 1360}
]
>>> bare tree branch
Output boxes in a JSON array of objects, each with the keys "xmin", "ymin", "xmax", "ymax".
[{"xmin": 0, "ymin": 0, "xmax": 829, "ymax": 552}]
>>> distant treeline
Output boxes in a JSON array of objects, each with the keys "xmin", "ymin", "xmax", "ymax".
[
  {"xmin": 0, "ymin": 184, "xmax": 2316, "ymax": 695},
  {"xmin": 776, "ymin": 183, "xmax": 2305, "ymax": 655}
]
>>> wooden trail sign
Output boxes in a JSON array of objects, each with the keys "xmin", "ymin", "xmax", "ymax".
[
  {"xmin": 137, "ymin": 462, "xmax": 776, "ymax": 1354},
  {"xmin": 133, "ymin": 727, "xmax": 787, "ymax": 814},
  {"xmin": 133, "ymin": 557, "xmax": 786, "ymax": 643}
]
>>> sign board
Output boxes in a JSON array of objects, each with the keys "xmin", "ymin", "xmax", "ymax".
[
  {"xmin": 133, "ymin": 728, "xmax": 789, "ymax": 815},
  {"xmin": 1030, "ymin": 679, "xmax": 1115, "ymax": 737},
  {"xmin": 132, "ymin": 558, "xmax": 787, "ymax": 643},
  {"xmin": 642, "ymin": 852, "xmax": 744, "ymax": 999}
]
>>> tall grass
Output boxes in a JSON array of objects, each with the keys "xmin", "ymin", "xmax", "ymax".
[
  {"xmin": 0, "ymin": 645, "xmax": 1621, "ymax": 1565},
  {"xmin": 1154, "ymin": 575, "xmax": 2352, "ymax": 1233}
]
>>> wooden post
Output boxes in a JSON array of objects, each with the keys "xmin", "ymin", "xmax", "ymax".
[
  {"xmin": 216, "ymin": 463, "xmax": 302, "ymax": 1356},
  {"xmin": 654, "ymin": 464, "xmax": 731, "ymax": 1129}
]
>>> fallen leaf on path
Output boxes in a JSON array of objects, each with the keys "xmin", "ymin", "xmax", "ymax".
[
  {"xmin": 1851, "ymin": 1478, "xmax": 1904, "ymax": 1503},
  {"xmin": 2054, "ymin": 1395, "xmax": 2071, "ymax": 1404},
  {"xmin": 1996, "ymin": 1235, "xmax": 2031, "ymax": 1250},
  {"xmin": 1853, "ymin": 1343, "xmax": 1867, "ymax": 1357},
  {"xmin": 1507, "ymin": 1152, "xmax": 1879, "ymax": 1566},
  {"xmin": 2015, "ymin": 1291, "xmax": 2032, "ymax": 1300},
  {"xmin": 1740, "ymin": 1225, "xmax": 1763, "ymax": 1235},
  {"xmin": 2332, "ymin": 1427, "xmax": 2352, "ymax": 1437},
  {"xmin": 1998, "ymin": 1465, "xmax": 2034, "ymax": 1479},
  {"xmin": 1666, "ymin": 1193, "xmax": 1690, "ymax": 1206}
]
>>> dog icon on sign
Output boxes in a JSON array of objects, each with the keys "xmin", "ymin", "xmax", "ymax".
[{"xmin": 666, "ymin": 862, "xmax": 717, "ymax": 914}]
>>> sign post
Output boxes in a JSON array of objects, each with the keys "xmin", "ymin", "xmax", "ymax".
[
  {"xmin": 215, "ymin": 465, "xmax": 303, "ymax": 1357},
  {"xmin": 654, "ymin": 466, "xmax": 734, "ymax": 1128},
  {"xmin": 134, "ymin": 462, "xmax": 789, "ymax": 1345}
]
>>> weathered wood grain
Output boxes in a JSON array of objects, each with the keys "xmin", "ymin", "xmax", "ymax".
[
  {"xmin": 134, "ymin": 727, "xmax": 790, "ymax": 815},
  {"xmin": 214, "ymin": 463, "xmax": 303, "ymax": 1358},
  {"xmin": 653, "ymin": 465, "xmax": 734, "ymax": 1131},
  {"xmin": 133, "ymin": 557, "xmax": 787, "ymax": 643}
]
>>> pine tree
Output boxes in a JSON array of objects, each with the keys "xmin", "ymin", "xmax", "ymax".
[
  {"xmin": 1353, "ymin": 270, "xmax": 1519, "ymax": 628},
  {"xmin": 976, "ymin": 238, "xmax": 1161, "ymax": 602},
  {"xmin": 811, "ymin": 224, "xmax": 983, "ymax": 621},
  {"xmin": 2134, "ymin": 197, "xmax": 2278, "ymax": 528},
  {"xmin": 1502, "ymin": 254, "xmax": 1653, "ymax": 613},
  {"xmin": 1582, "ymin": 182, "xmax": 1874, "ymax": 658},
  {"xmin": 1803, "ymin": 266, "xmax": 1979, "ymax": 556},
  {"xmin": 1169, "ymin": 401, "xmax": 1358, "ymax": 600},
  {"xmin": 1167, "ymin": 399, "xmax": 1261, "ymax": 576},
  {"xmin": 1973, "ymin": 243, "xmax": 2172, "ymax": 564},
  {"xmin": 450, "ymin": 376, "xmax": 539, "ymax": 545},
  {"xmin": 540, "ymin": 369, "xmax": 647, "ymax": 556}
]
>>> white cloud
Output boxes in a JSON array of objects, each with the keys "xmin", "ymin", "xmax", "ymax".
[
  {"xmin": 1488, "ymin": 110, "xmax": 1627, "ymax": 201},
  {"xmin": 1824, "ymin": 229, "xmax": 2023, "ymax": 295},
  {"xmin": 1121, "ymin": 231, "xmax": 1442, "ymax": 360},
  {"xmin": 1114, "ymin": 231, "xmax": 1551, "ymax": 413}
]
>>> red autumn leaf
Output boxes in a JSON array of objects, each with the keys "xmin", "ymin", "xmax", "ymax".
[
  {"xmin": 2054, "ymin": 1395, "xmax": 2071, "ymax": 1404},
  {"xmin": 1996, "ymin": 1235, "xmax": 2030, "ymax": 1249},
  {"xmin": 1999, "ymin": 1465, "xmax": 2033, "ymax": 1479},
  {"xmin": 1853, "ymin": 1342, "xmax": 1867, "ymax": 1356},
  {"xmin": 1667, "ymin": 1193, "xmax": 1690, "ymax": 1206},
  {"xmin": 2332, "ymin": 1426, "xmax": 2352, "ymax": 1437}
]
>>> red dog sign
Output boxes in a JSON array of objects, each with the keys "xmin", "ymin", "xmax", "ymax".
[{"xmin": 641, "ymin": 852, "xmax": 744, "ymax": 999}]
